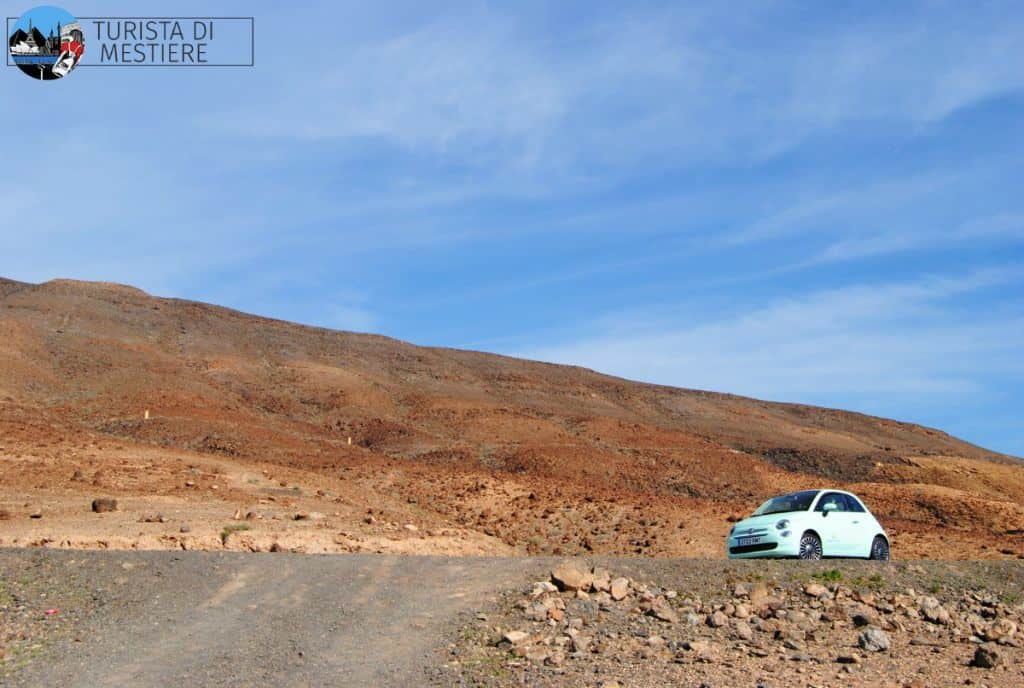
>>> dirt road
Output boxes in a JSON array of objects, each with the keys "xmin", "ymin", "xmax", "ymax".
[
  {"xmin": 0, "ymin": 550, "xmax": 544, "ymax": 687},
  {"xmin": 4, "ymin": 551, "xmax": 1023, "ymax": 687}
]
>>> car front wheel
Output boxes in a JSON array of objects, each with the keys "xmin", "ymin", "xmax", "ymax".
[
  {"xmin": 870, "ymin": 535, "xmax": 890, "ymax": 561},
  {"xmin": 798, "ymin": 532, "xmax": 822, "ymax": 560}
]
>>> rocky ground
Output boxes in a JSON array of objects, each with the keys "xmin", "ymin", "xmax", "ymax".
[
  {"xmin": 2, "ymin": 552, "xmax": 1022, "ymax": 687},
  {"xmin": 435, "ymin": 559, "xmax": 1024, "ymax": 688},
  {"xmin": 3, "ymin": 436, "xmax": 1023, "ymax": 562}
]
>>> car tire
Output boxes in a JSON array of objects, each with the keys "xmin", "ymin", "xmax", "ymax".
[
  {"xmin": 798, "ymin": 532, "xmax": 822, "ymax": 560},
  {"xmin": 869, "ymin": 535, "xmax": 890, "ymax": 561}
]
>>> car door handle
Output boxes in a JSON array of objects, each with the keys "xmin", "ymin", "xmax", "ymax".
[{"xmin": 852, "ymin": 520, "xmax": 859, "ymax": 524}]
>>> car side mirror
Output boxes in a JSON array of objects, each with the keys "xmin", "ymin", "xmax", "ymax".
[{"xmin": 821, "ymin": 502, "xmax": 837, "ymax": 516}]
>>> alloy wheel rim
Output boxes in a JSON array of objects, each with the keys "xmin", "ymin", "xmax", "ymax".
[
  {"xmin": 799, "ymin": 535, "xmax": 822, "ymax": 559},
  {"xmin": 873, "ymin": 539, "xmax": 889, "ymax": 561}
]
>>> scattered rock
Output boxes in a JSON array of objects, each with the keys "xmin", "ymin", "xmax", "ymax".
[
  {"xmin": 858, "ymin": 627, "xmax": 891, "ymax": 652},
  {"xmin": 90, "ymin": 498, "xmax": 118, "ymax": 513},
  {"xmin": 646, "ymin": 599, "xmax": 678, "ymax": 623},
  {"xmin": 985, "ymin": 618, "xmax": 1017, "ymax": 643},
  {"xmin": 502, "ymin": 630, "xmax": 530, "ymax": 647},
  {"xmin": 531, "ymin": 581, "xmax": 558, "ymax": 596},
  {"xmin": 803, "ymin": 583, "xmax": 828, "ymax": 598},
  {"xmin": 610, "ymin": 577, "xmax": 630, "ymax": 601},
  {"xmin": 852, "ymin": 611, "xmax": 876, "ymax": 627},
  {"xmin": 706, "ymin": 610, "xmax": 728, "ymax": 627},
  {"xmin": 919, "ymin": 596, "xmax": 950, "ymax": 624},
  {"xmin": 447, "ymin": 563, "xmax": 1024, "ymax": 685},
  {"xmin": 29, "ymin": 509, "xmax": 42, "ymax": 519},
  {"xmin": 682, "ymin": 639, "xmax": 717, "ymax": 661},
  {"xmin": 970, "ymin": 645, "xmax": 1001, "ymax": 669}
]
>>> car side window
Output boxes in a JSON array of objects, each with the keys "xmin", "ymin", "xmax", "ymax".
[
  {"xmin": 843, "ymin": 494, "xmax": 866, "ymax": 512},
  {"xmin": 814, "ymin": 492, "xmax": 847, "ymax": 512}
]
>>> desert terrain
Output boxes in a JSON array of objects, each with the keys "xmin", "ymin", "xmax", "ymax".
[
  {"xmin": 1, "ymin": 277, "xmax": 1023, "ymax": 686},
  {"xmin": 0, "ymin": 277, "xmax": 1021, "ymax": 560}
]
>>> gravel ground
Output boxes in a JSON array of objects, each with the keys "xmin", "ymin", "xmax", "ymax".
[{"xmin": 2, "ymin": 551, "xmax": 1021, "ymax": 687}]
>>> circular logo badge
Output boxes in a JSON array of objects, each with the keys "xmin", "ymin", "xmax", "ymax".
[{"xmin": 9, "ymin": 5, "xmax": 84, "ymax": 80}]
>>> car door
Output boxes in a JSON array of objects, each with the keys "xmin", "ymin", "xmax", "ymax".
[
  {"xmin": 813, "ymin": 492, "xmax": 850, "ymax": 556},
  {"xmin": 841, "ymin": 494, "xmax": 871, "ymax": 557}
]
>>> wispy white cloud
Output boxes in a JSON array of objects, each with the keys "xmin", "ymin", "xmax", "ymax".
[
  {"xmin": 203, "ymin": 3, "xmax": 1024, "ymax": 177},
  {"xmin": 723, "ymin": 171, "xmax": 964, "ymax": 246},
  {"xmin": 517, "ymin": 268, "xmax": 1024, "ymax": 414}
]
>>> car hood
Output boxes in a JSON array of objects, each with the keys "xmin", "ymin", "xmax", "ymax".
[{"xmin": 732, "ymin": 512, "xmax": 808, "ymax": 532}]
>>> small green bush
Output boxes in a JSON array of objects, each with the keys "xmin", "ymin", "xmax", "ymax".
[
  {"xmin": 812, "ymin": 569, "xmax": 843, "ymax": 582},
  {"xmin": 220, "ymin": 523, "xmax": 251, "ymax": 543}
]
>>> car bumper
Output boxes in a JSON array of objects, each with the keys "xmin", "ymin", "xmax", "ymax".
[{"xmin": 727, "ymin": 532, "xmax": 801, "ymax": 559}]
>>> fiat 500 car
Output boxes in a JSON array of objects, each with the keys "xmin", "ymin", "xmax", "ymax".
[{"xmin": 727, "ymin": 489, "xmax": 889, "ymax": 560}]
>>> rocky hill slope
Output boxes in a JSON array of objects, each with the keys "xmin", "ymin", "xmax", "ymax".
[{"xmin": 0, "ymin": 278, "xmax": 1021, "ymax": 558}]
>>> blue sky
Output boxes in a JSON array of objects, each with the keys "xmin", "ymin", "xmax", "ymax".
[{"xmin": 3, "ymin": 1, "xmax": 1023, "ymax": 456}]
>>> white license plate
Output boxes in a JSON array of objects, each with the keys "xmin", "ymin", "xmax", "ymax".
[{"xmin": 737, "ymin": 536, "xmax": 762, "ymax": 547}]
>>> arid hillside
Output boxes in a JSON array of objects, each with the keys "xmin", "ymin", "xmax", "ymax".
[{"xmin": 0, "ymin": 277, "xmax": 1021, "ymax": 558}]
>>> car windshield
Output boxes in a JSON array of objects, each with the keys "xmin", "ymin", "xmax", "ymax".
[{"xmin": 752, "ymin": 490, "xmax": 820, "ymax": 516}]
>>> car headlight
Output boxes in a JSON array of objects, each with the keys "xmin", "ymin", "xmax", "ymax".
[
  {"xmin": 775, "ymin": 519, "xmax": 790, "ymax": 530},
  {"xmin": 729, "ymin": 525, "xmax": 736, "ymax": 536}
]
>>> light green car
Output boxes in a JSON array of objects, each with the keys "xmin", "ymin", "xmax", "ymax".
[{"xmin": 727, "ymin": 489, "xmax": 890, "ymax": 560}]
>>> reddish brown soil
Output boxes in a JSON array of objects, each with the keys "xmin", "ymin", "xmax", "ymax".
[{"xmin": 0, "ymin": 277, "xmax": 1021, "ymax": 559}]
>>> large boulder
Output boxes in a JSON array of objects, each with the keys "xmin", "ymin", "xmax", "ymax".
[{"xmin": 551, "ymin": 561, "xmax": 593, "ymax": 592}]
